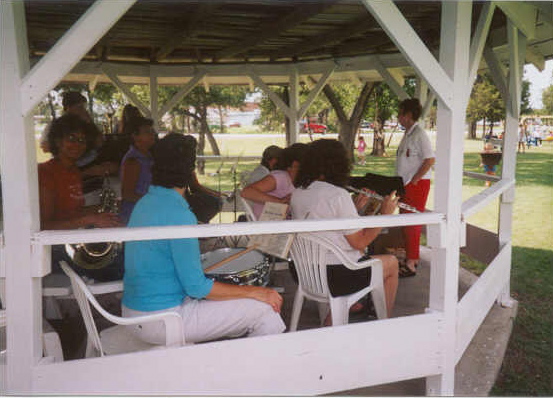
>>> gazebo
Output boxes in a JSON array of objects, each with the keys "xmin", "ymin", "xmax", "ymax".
[{"xmin": 1, "ymin": 0, "xmax": 551, "ymax": 395}]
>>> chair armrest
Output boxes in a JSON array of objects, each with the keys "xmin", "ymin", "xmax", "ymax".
[{"xmin": 113, "ymin": 311, "xmax": 185, "ymax": 347}]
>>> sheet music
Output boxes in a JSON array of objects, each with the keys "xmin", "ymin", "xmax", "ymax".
[{"xmin": 248, "ymin": 202, "xmax": 294, "ymax": 260}]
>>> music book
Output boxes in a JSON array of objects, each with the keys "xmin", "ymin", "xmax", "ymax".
[{"xmin": 247, "ymin": 202, "xmax": 294, "ymax": 260}]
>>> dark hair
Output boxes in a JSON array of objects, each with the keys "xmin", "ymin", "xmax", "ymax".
[
  {"xmin": 152, "ymin": 133, "xmax": 197, "ymax": 189},
  {"xmin": 275, "ymin": 143, "xmax": 308, "ymax": 171},
  {"xmin": 62, "ymin": 91, "xmax": 87, "ymax": 110},
  {"xmin": 131, "ymin": 117, "xmax": 154, "ymax": 135},
  {"xmin": 398, "ymin": 98, "xmax": 422, "ymax": 121},
  {"xmin": 296, "ymin": 139, "xmax": 351, "ymax": 189},
  {"xmin": 260, "ymin": 145, "xmax": 282, "ymax": 168},
  {"xmin": 120, "ymin": 105, "xmax": 142, "ymax": 136},
  {"xmin": 48, "ymin": 114, "xmax": 88, "ymax": 157}
]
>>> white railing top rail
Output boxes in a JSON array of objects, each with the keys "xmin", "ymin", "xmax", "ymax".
[
  {"xmin": 33, "ymin": 212, "xmax": 444, "ymax": 246},
  {"xmin": 461, "ymin": 179, "xmax": 515, "ymax": 219}
]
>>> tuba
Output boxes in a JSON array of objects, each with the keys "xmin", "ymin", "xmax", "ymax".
[{"xmin": 65, "ymin": 174, "xmax": 122, "ymax": 270}]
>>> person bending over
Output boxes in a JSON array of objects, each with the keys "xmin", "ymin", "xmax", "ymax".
[
  {"xmin": 290, "ymin": 139, "xmax": 399, "ymax": 319},
  {"xmin": 245, "ymin": 145, "xmax": 283, "ymax": 186},
  {"xmin": 122, "ymin": 133, "xmax": 286, "ymax": 344},
  {"xmin": 241, "ymin": 143, "xmax": 307, "ymax": 220}
]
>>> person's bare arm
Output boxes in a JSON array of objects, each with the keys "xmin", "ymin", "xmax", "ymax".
[
  {"xmin": 206, "ymin": 281, "xmax": 283, "ymax": 313},
  {"xmin": 344, "ymin": 191, "xmax": 399, "ymax": 251},
  {"xmin": 241, "ymin": 174, "xmax": 288, "ymax": 204},
  {"xmin": 189, "ymin": 172, "xmax": 221, "ymax": 197},
  {"xmin": 410, "ymin": 157, "xmax": 435, "ymax": 185}
]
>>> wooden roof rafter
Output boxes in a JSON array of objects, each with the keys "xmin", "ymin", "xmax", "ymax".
[{"xmin": 213, "ymin": 1, "xmax": 337, "ymax": 61}]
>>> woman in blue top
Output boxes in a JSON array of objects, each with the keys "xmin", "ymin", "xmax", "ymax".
[
  {"xmin": 122, "ymin": 133, "xmax": 285, "ymax": 344},
  {"xmin": 119, "ymin": 117, "xmax": 156, "ymax": 224}
]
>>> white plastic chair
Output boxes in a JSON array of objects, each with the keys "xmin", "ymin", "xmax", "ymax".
[
  {"xmin": 238, "ymin": 195, "xmax": 257, "ymax": 221},
  {"xmin": 60, "ymin": 261, "xmax": 186, "ymax": 357},
  {"xmin": 289, "ymin": 233, "xmax": 387, "ymax": 331}
]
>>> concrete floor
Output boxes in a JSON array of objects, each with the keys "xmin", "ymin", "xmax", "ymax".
[{"xmin": 42, "ymin": 244, "xmax": 517, "ymax": 396}]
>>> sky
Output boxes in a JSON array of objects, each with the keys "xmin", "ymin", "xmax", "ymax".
[{"xmin": 524, "ymin": 59, "xmax": 553, "ymax": 110}]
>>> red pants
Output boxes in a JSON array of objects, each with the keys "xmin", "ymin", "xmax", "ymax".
[{"xmin": 400, "ymin": 179, "xmax": 431, "ymax": 260}]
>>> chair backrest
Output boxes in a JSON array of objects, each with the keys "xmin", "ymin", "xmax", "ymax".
[
  {"xmin": 239, "ymin": 195, "xmax": 257, "ymax": 221},
  {"xmin": 59, "ymin": 262, "xmax": 105, "ymax": 356},
  {"xmin": 289, "ymin": 233, "xmax": 332, "ymax": 299}
]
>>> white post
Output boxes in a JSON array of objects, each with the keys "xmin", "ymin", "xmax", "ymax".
[
  {"xmin": 149, "ymin": 72, "xmax": 159, "ymax": 131},
  {"xmin": 289, "ymin": 67, "xmax": 300, "ymax": 144},
  {"xmin": 0, "ymin": 1, "xmax": 42, "ymax": 392},
  {"xmin": 426, "ymin": 2, "xmax": 472, "ymax": 395},
  {"xmin": 497, "ymin": 22, "xmax": 526, "ymax": 307}
]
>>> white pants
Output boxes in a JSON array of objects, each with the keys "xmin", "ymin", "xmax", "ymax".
[{"xmin": 122, "ymin": 297, "xmax": 286, "ymax": 344}]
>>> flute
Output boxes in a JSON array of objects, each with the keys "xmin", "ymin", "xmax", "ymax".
[{"xmin": 346, "ymin": 185, "xmax": 420, "ymax": 214}]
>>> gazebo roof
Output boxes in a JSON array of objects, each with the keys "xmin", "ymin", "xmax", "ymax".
[{"xmin": 23, "ymin": 0, "xmax": 553, "ymax": 86}]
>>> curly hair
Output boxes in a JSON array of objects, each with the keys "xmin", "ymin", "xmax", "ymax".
[
  {"xmin": 296, "ymin": 139, "xmax": 351, "ymax": 188},
  {"xmin": 275, "ymin": 143, "xmax": 308, "ymax": 171},
  {"xmin": 47, "ymin": 114, "xmax": 88, "ymax": 157}
]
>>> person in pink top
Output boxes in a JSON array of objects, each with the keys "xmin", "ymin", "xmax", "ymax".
[
  {"xmin": 356, "ymin": 135, "xmax": 366, "ymax": 165},
  {"xmin": 241, "ymin": 143, "xmax": 308, "ymax": 219}
]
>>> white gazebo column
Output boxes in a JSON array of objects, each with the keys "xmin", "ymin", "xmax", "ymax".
[
  {"xmin": 497, "ymin": 22, "xmax": 526, "ymax": 306},
  {"xmin": 288, "ymin": 67, "xmax": 300, "ymax": 144},
  {"xmin": 1, "ymin": 1, "xmax": 41, "ymax": 392},
  {"xmin": 427, "ymin": 2, "xmax": 472, "ymax": 395},
  {"xmin": 149, "ymin": 72, "xmax": 159, "ymax": 131}
]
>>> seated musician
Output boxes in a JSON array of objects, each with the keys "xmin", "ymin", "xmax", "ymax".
[
  {"xmin": 244, "ymin": 145, "xmax": 283, "ymax": 186},
  {"xmin": 290, "ymin": 139, "xmax": 399, "ymax": 320},
  {"xmin": 38, "ymin": 114, "xmax": 123, "ymax": 281},
  {"xmin": 173, "ymin": 135, "xmax": 225, "ymax": 224},
  {"xmin": 240, "ymin": 143, "xmax": 307, "ymax": 220},
  {"xmin": 119, "ymin": 117, "xmax": 156, "ymax": 225},
  {"xmin": 122, "ymin": 133, "xmax": 285, "ymax": 344}
]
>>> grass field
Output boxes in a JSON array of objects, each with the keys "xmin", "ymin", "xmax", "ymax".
[{"xmin": 35, "ymin": 131, "xmax": 552, "ymax": 395}]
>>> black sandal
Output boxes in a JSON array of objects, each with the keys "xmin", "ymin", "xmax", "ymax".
[{"xmin": 398, "ymin": 261, "xmax": 417, "ymax": 278}]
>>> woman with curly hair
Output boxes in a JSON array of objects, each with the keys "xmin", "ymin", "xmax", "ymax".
[{"xmin": 291, "ymin": 139, "xmax": 399, "ymax": 319}]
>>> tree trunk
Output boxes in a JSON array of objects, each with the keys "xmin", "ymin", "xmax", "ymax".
[
  {"xmin": 482, "ymin": 117, "xmax": 487, "ymax": 138},
  {"xmin": 217, "ymin": 104, "xmax": 225, "ymax": 134},
  {"xmin": 370, "ymin": 97, "xmax": 386, "ymax": 156},
  {"xmin": 371, "ymin": 121, "xmax": 386, "ymax": 156},
  {"xmin": 47, "ymin": 93, "xmax": 56, "ymax": 120},
  {"xmin": 469, "ymin": 121, "xmax": 477, "ymax": 139},
  {"xmin": 321, "ymin": 81, "xmax": 374, "ymax": 160},
  {"xmin": 282, "ymin": 87, "xmax": 291, "ymax": 146}
]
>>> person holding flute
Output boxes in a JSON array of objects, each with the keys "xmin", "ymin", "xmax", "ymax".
[
  {"xmin": 395, "ymin": 98, "xmax": 435, "ymax": 277},
  {"xmin": 290, "ymin": 139, "xmax": 399, "ymax": 321},
  {"xmin": 122, "ymin": 133, "xmax": 285, "ymax": 344}
]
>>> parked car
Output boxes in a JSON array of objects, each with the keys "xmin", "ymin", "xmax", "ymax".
[
  {"xmin": 301, "ymin": 122, "xmax": 327, "ymax": 134},
  {"xmin": 360, "ymin": 121, "xmax": 373, "ymax": 129}
]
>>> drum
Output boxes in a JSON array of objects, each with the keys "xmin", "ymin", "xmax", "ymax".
[{"xmin": 201, "ymin": 248, "xmax": 270, "ymax": 286}]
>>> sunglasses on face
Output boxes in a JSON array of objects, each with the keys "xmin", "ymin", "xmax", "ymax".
[{"xmin": 65, "ymin": 134, "xmax": 86, "ymax": 144}]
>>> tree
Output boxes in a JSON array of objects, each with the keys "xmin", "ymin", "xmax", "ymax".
[
  {"xmin": 543, "ymin": 84, "xmax": 553, "ymax": 114},
  {"xmin": 322, "ymin": 82, "xmax": 374, "ymax": 158},
  {"xmin": 365, "ymin": 83, "xmax": 400, "ymax": 156},
  {"xmin": 466, "ymin": 74, "xmax": 505, "ymax": 139},
  {"xmin": 521, "ymin": 80, "xmax": 532, "ymax": 115},
  {"xmin": 156, "ymin": 85, "xmax": 249, "ymax": 173}
]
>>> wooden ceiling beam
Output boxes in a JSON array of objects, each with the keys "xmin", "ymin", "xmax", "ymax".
[
  {"xmin": 271, "ymin": 16, "xmax": 378, "ymax": 60},
  {"xmin": 213, "ymin": 2, "xmax": 335, "ymax": 61},
  {"xmin": 156, "ymin": 3, "xmax": 221, "ymax": 61}
]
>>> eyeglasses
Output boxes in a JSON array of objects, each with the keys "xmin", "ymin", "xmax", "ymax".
[{"xmin": 65, "ymin": 134, "xmax": 86, "ymax": 144}]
